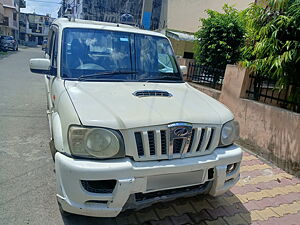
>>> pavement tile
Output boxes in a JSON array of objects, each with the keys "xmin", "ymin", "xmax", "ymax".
[
  {"xmin": 206, "ymin": 206, "xmax": 228, "ymax": 219},
  {"xmin": 169, "ymin": 214, "xmax": 193, "ymax": 225},
  {"xmin": 173, "ymin": 200, "xmax": 196, "ymax": 214},
  {"xmin": 148, "ymin": 217, "xmax": 173, "ymax": 225},
  {"xmin": 240, "ymin": 164, "xmax": 271, "ymax": 173},
  {"xmin": 222, "ymin": 213, "xmax": 250, "ymax": 225},
  {"xmin": 188, "ymin": 210, "xmax": 213, "ymax": 223},
  {"xmin": 206, "ymin": 196, "xmax": 229, "ymax": 208},
  {"xmin": 242, "ymin": 155, "xmax": 257, "ymax": 161},
  {"xmin": 155, "ymin": 204, "xmax": 178, "ymax": 219},
  {"xmin": 255, "ymin": 208, "xmax": 280, "ymax": 220},
  {"xmin": 241, "ymin": 159, "xmax": 265, "ymax": 166},
  {"xmin": 241, "ymin": 210, "xmax": 264, "ymax": 222},
  {"xmin": 258, "ymin": 212, "xmax": 300, "ymax": 225},
  {"xmin": 231, "ymin": 177, "xmax": 300, "ymax": 195},
  {"xmin": 223, "ymin": 202, "xmax": 248, "ymax": 216},
  {"xmin": 236, "ymin": 173, "xmax": 293, "ymax": 187},
  {"xmin": 136, "ymin": 208, "xmax": 159, "ymax": 224},
  {"xmin": 116, "ymin": 213, "xmax": 139, "ymax": 225},
  {"xmin": 240, "ymin": 167, "xmax": 283, "ymax": 179},
  {"xmin": 190, "ymin": 199, "xmax": 213, "ymax": 212},
  {"xmin": 204, "ymin": 217, "xmax": 228, "ymax": 225}
]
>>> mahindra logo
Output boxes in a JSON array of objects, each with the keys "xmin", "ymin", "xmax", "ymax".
[{"xmin": 174, "ymin": 128, "xmax": 189, "ymax": 137}]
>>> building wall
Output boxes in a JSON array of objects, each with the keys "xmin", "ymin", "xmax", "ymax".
[
  {"xmin": 2, "ymin": 0, "xmax": 19, "ymax": 38},
  {"xmin": 166, "ymin": 0, "xmax": 253, "ymax": 33},
  {"xmin": 169, "ymin": 37, "xmax": 194, "ymax": 57}
]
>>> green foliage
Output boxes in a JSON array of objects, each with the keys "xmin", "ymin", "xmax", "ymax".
[
  {"xmin": 242, "ymin": 0, "xmax": 300, "ymax": 87},
  {"xmin": 194, "ymin": 5, "xmax": 245, "ymax": 69}
]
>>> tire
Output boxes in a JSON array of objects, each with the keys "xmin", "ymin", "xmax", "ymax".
[{"xmin": 15, "ymin": 46, "xmax": 18, "ymax": 51}]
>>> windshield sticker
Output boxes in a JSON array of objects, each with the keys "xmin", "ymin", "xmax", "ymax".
[{"xmin": 120, "ymin": 37, "xmax": 129, "ymax": 42}]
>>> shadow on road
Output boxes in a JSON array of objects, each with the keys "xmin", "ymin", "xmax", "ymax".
[{"xmin": 60, "ymin": 191, "xmax": 251, "ymax": 225}]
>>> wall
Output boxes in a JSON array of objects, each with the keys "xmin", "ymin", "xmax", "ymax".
[
  {"xmin": 189, "ymin": 65, "xmax": 300, "ymax": 176},
  {"xmin": 169, "ymin": 37, "xmax": 194, "ymax": 57},
  {"xmin": 166, "ymin": 0, "xmax": 253, "ymax": 33}
]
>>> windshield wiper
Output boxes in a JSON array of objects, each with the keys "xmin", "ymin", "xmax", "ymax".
[
  {"xmin": 78, "ymin": 71, "xmax": 137, "ymax": 81},
  {"xmin": 138, "ymin": 74, "xmax": 182, "ymax": 82}
]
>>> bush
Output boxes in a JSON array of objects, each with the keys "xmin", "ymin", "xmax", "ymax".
[{"xmin": 194, "ymin": 5, "xmax": 245, "ymax": 69}]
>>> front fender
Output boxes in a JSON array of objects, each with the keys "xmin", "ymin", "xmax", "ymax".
[{"xmin": 52, "ymin": 112, "xmax": 63, "ymax": 151}]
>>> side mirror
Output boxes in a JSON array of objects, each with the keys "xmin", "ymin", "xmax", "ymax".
[
  {"xmin": 180, "ymin": 65, "xmax": 187, "ymax": 75},
  {"xmin": 29, "ymin": 58, "xmax": 51, "ymax": 74}
]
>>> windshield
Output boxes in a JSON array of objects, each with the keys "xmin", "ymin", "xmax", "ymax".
[{"xmin": 61, "ymin": 28, "xmax": 182, "ymax": 82}]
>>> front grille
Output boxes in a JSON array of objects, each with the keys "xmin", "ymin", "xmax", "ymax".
[{"xmin": 133, "ymin": 125, "xmax": 219, "ymax": 161}]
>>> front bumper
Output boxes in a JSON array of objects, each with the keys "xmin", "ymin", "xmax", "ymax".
[{"xmin": 55, "ymin": 145, "xmax": 242, "ymax": 217}]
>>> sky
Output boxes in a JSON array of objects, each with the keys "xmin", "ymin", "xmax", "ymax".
[{"xmin": 21, "ymin": 0, "xmax": 62, "ymax": 18}]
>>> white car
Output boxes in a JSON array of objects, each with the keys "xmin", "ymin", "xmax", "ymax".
[{"xmin": 29, "ymin": 18, "xmax": 242, "ymax": 217}]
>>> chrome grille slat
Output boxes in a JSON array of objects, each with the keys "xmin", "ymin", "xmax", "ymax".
[
  {"xmin": 133, "ymin": 125, "xmax": 219, "ymax": 161},
  {"xmin": 160, "ymin": 130, "xmax": 167, "ymax": 155},
  {"xmin": 199, "ymin": 128, "xmax": 212, "ymax": 152},
  {"xmin": 141, "ymin": 131, "xmax": 150, "ymax": 157},
  {"xmin": 191, "ymin": 128, "xmax": 202, "ymax": 153},
  {"xmin": 196, "ymin": 128, "xmax": 205, "ymax": 152},
  {"xmin": 206, "ymin": 128, "xmax": 215, "ymax": 150},
  {"xmin": 135, "ymin": 132, "xmax": 144, "ymax": 156},
  {"xmin": 148, "ymin": 131, "xmax": 156, "ymax": 155},
  {"xmin": 155, "ymin": 130, "xmax": 162, "ymax": 156}
]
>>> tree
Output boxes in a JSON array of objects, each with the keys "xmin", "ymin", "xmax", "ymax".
[
  {"xmin": 242, "ymin": 0, "xmax": 300, "ymax": 92},
  {"xmin": 194, "ymin": 5, "xmax": 245, "ymax": 69}
]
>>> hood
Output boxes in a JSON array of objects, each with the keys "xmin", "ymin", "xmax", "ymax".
[{"xmin": 65, "ymin": 81, "xmax": 233, "ymax": 130}]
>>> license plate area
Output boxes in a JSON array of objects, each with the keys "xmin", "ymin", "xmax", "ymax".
[{"xmin": 146, "ymin": 170, "xmax": 204, "ymax": 193}]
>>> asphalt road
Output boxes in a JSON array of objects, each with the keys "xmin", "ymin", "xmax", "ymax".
[
  {"xmin": 0, "ymin": 48, "xmax": 121, "ymax": 225},
  {"xmin": 0, "ymin": 48, "xmax": 65, "ymax": 225}
]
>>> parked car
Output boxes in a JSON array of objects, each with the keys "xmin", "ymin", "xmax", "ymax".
[
  {"xmin": 29, "ymin": 18, "xmax": 242, "ymax": 218},
  {"xmin": 0, "ymin": 35, "xmax": 18, "ymax": 51},
  {"xmin": 42, "ymin": 39, "xmax": 48, "ymax": 51}
]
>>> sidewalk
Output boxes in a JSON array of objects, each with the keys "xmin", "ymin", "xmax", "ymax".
[{"xmin": 115, "ymin": 150, "xmax": 300, "ymax": 225}]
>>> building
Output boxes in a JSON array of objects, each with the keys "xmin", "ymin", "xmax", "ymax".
[
  {"xmin": 164, "ymin": 0, "xmax": 253, "ymax": 33},
  {"xmin": 161, "ymin": 0, "xmax": 254, "ymax": 59},
  {"xmin": 58, "ymin": 0, "xmax": 253, "ymax": 58},
  {"xmin": 0, "ymin": 0, "xmax": 4, "ymax": 34},
  {"xmin": 58, "ymin": 0, "xmax": 164, "ymax": 30},
  {"xmin": 1, "ymin": 0, "xmax": 25, "ymax": 38},
  {"xmin": 19, "ymin": 12, "xmax": 54, "ymax": 45}
]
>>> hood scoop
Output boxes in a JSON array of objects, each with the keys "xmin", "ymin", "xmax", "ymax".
[{"xmin": 133, "ymin": 90, "xmax": 173, "ymax": 97}]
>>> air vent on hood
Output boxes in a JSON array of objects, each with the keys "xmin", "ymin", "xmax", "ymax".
[{"xmin": 133, "ymin": 90, "xmax": 172, "ymax": 97}]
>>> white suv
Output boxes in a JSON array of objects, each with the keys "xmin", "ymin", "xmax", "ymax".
[{"xmin": 29, "ymin": 18, "xmax": 242, "ymax": 217}]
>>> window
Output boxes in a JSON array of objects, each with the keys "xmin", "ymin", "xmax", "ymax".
[{"xmin": 13, "ymin": 13, "xmax": 17, "ymax": 21}]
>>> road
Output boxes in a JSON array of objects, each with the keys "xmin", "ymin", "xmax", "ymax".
[{"xmin": 0, "ymin": 48, "xmax": 300, "ymax": 225}]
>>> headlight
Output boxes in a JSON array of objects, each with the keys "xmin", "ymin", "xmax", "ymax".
[
  {"xmin": 68, "ymin": 126, "xmax": 125, "ymax": 159},
  {"xmin": 219, "ymin": 120, "xmax": 239, "ymax": 147}
]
